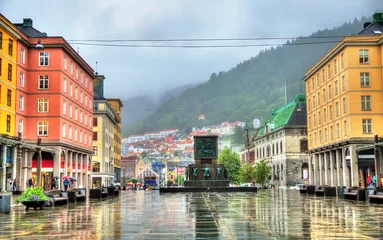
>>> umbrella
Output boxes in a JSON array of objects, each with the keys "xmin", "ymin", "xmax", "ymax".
[
  {"xmin": 62, "ymin": 176, "xmax": 70, "ymax": 180},
  {"xmin": 70, "ymin": 177, "xmax": 77, "ymax": 181},
  {"xmin": 53, "ymin": 176, "xmax": 60, "ymax": 179}
]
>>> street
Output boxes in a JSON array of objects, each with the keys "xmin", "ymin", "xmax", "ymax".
[{"xmin": 1, "ymin": 190, "xmax": 383, "ymax": 239}]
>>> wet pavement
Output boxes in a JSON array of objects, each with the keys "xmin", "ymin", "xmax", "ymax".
[{"xmin": 1, "ymin": 189, "xmax": 383, "ymax": 239}]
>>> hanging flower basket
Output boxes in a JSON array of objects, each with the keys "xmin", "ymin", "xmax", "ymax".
[{"xmin": 15, "ymin": 186, "xmax": 52, "ymax": 211}]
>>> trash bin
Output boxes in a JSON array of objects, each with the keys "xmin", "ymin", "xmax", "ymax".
[
  {"xmin": 0, "ymin": 194, "xmax": 11, "ymax": 213},
  {"xmin": 337, "ymin": 186, "xmax": 345, "ymax": 197}
]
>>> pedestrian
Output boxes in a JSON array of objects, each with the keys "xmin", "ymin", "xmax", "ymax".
[
  {"xmin": 52, "ymin": 179, "xmax": 56, "ymax": 190},
  {"xmin": 12, "ymin": 178, "xmax": 17, "ymax": 192},
  {"xmin": 63, "ymin": 178, "xmax": 69, "ymax": 192},
  {"xmin": 372, "ymin": 175, "xmax": 377, "ymax": 187},
  {"xmin": 28, "ymin": 178, "xmax": 33, "ymax": 188},
  {"xmin": 367, "ymin": 175, "xmax": 372, "ymax": 187}
]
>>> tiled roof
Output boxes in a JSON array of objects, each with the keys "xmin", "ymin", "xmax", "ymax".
[
  {"xmin": 257, "ymin": 94, "xmax": 306, "ymax": 136},
  {"xmin": 14, "ymin": 24, "xmax": 48, "ymax": 38}
]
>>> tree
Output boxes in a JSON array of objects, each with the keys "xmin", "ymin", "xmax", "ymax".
[
  {"xmin": 253, "ymin": 159, "xmax": 272, "ymax": 187},
  {"xmin": 174, "ymin": 175, "xmax": 184, "ymax": 186},
  {"xmin": 239, "ymin": 163, "xmax": 254, "ymax": 184},
  {"xmin": 217, "ymin": 147, "xmax": 241, "ymax": 184}
]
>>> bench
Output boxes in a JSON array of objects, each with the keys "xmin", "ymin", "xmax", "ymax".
[
  {"xmin": 68, "ymin": 188, "xmax": 86, "ymax": 203},
  {"xmin": 45, "ymin": 190, "xmax": 68, "ymax": 207},
  {"xmin": 107, "ymin": 186, "xmax": 120, "ymax": 197},
  {"xmin": 344, "ymin": 188, "xmax": 366, "ymax": 201},
  {"xmin": 89, "ymin": 188, "xmax": 108, "ymax": 200},
  {"xmin": 299, "ymin": 185, "xmax": 308, "ymax": 194},
  {"xmin": 369, "ymin": 190, "xmax": 383, "ymax": 204},
  {"xmin": 315, "ymin": 186, "xmax": 324, "ymax": 196}
]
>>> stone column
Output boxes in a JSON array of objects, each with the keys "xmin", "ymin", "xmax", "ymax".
[
  {"xmin": 341, "ymin": 148, "xmax": 349, "ymax": 188},
  {"xmin": 36, "ymin": 148, "xmax": 42, "ymax": 186},
  {"xmin": 1, "ymin": 145, "xmax": 7, "ymax": 192},
  {"xmin": 308, "ymin": 155, "xmax": 313, "ymax": 185},
  {"xmin": 16, "ymin": 144, "xmax": 22, "ymax": 191},
  {"xmin": 12, "ymin": 147, "xmax": 17, "ymax": 182},
  {"xmin": 318, "ymin": 153, "xmax": 323, "ymax": 186},
  {"xmin": 69, "ymin": 151, "xmax": 73, "ymax": 177},
  {"xmin": 329, "ymin": 151, "xmax": 334, "ymax": 186},
  {"xmin": 324, "ymin": 152, "xmax": 329, "ymax": 185},
  {"xmin": 53, "ymin": 149, "xmax": 60, "ymax": 187},
  {"xmin": 26, "ymin": 150, "xmax": 33, "ymax": 187},
  {"xmin": 350, "ymin": 145, "xmax": 359, "ymax": 187}
]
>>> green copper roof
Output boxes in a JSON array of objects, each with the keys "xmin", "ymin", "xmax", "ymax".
[{"xmin": 257, "ymin": 94, "xmax": 306, "ymax": 136}]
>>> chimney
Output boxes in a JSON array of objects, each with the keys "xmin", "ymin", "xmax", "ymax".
[
  {"xmin": 363, "ymin": 22, "xmax": 371, "ymax": 29},
  {"xmin": 22, "ymin": 18, "xmax": 33, "ymax": 27},
  {"xmin": 373, "ymin": 13, "xmax": 383, "ymax": 23}
]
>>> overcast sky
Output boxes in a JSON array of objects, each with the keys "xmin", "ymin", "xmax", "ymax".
[{"xmin": 0, "ymin": 0, "xmax": 380, "ymax": 99}]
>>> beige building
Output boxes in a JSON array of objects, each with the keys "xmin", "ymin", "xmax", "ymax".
[{"xmin": 107, "ymin": 99, "xmax": 123, "ymax": 184}]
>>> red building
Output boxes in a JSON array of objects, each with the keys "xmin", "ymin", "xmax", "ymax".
[{"xmin": 14, "ymin": 18, "xmax": 94, "ymax": 190}]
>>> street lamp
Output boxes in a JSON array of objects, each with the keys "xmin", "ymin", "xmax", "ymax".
[
  {"xmin": 245, "ymin": 121, "xmax": 250, "ymax": 164},
  {"xmin": 35, "ymin": 39, "xmax": 44, "ymax": 50}
]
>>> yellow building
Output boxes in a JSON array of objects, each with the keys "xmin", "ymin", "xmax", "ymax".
[
  {"xmin": 0, "ymin": 14, "xmax": 18, "ymax": 136},
  {"xmin": 107, "ymin": 98, "xmax": 123, "ymax": 183},
  {"xmin": 304, "ymin": 13, "xmax": 383, "ymax": 188}
]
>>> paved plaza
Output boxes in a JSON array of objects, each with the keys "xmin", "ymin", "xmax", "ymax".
[{"xmin": 1, "ymin": 189, "xmax": 383, "ymax": 239}]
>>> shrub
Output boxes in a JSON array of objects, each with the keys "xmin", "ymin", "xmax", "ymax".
[{"xmin": 15, "ymin": 187, "xmax": 51, "ymax": 204}]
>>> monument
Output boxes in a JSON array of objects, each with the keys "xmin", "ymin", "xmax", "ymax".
[{"xmin": 160, "ymin": 135, "xmax": 257, "ymax": 192}]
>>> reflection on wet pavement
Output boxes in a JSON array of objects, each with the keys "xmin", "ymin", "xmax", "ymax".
[{"xmin": 1, "ymin": 189, "xmax": 383, "ymax": 239}]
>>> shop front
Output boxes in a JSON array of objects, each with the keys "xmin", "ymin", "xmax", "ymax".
[{"xmin": 358, "ymin": 149, "xmax": 375, "ymax": 188}]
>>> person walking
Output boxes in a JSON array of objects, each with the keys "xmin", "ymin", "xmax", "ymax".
[
  {"xmin": 12, "ymin": 178, "xmax": 17, "ymax": 192},
  {"xmin": 63, "ymin": 178, "xmax": 69, "ymax": 192},
  {"xmin": 372, "ymin": 175, "xmax": 377, "ymax": 187},
  {"xmin": 28, "ymin": 178, "xmax": 33, "ymax": 188},
  {"xmin": 367, "ymin": 175, "xmax": 372, "ymax": 187}
]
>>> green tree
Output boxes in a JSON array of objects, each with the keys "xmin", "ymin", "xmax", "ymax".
[
  {"xmin": 217, "ymin": 147, "xmax": 241, "ymax": 184},
  {"xmin": 239, "ymin": 163, "xmax": 254, "ymax": 184},
  {"xmin": 253, "ymin": 159, "xmax": 272, "ymax": 187},
  {"xmin": 174, "ymin": 175, "xmax": 184, "ymax": 185}
]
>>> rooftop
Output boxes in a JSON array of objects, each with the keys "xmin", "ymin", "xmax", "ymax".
[{"xmin": 358, "ymin": 13, "xmax": 383, "ymax": 36}]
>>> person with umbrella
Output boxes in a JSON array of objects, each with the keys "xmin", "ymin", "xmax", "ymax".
[{"xmin": 63, "ymin": 176, "xmax": 69, "ymax": 191}]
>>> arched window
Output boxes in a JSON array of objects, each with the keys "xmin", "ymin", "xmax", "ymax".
[{"xmin": 280, "ymin": 141, "xmax": 283, "ymax": 153}]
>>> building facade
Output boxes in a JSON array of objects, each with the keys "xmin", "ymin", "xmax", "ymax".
[
  {"xmin": 107, "ymin": 98, "xmax": 123, "ymax": 184},
  {"xmin": 304, "ymin": 13, "xmax": 383, "ymax": 188},
  {"xmin": 243, "ymin": 94, "xmax": 308, "ymax": 187}
]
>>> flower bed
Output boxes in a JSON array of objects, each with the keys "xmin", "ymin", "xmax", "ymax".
[{"xmin": 15, "ymin": 187, "xmax": 52, "ymax": 211}]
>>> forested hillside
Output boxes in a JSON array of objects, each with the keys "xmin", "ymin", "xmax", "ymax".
[{"xmin": 123, "ymin": 16, "xmax": 370, "ymax": 136}]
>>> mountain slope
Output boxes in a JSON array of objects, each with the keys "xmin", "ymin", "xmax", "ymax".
[{"xmin": 123, "ymin": 16, "xmax": 370, "ymax": 136}]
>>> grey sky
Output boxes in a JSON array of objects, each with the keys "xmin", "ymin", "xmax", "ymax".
[{"xmin": 0, "ymin": 0, "xmax": 380, "ymax": 99}]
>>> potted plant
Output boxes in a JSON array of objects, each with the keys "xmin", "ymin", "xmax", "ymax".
[{"xmin": 15, "ymin": 187, "xmax": 52, "ymax": 211}]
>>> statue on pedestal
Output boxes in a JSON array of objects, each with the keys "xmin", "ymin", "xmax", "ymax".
[
  {"xmin": 216, "ymin": 167, "xmax": 221, "ymax": 180},
  {"xmin": 192, "ymin": 166, "xmax": 198, "ymax": 180},
  {"xmin": 201, "ymin": 165, "xmax": 211, "ymax": 180}
]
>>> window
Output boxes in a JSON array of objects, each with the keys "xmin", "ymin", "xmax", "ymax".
[
  {"xmin": 327, "ymin": 64, "xmax": 331, "ymax": 79},
  {"xmin": 89, "ymin": 117, "xmax": 92, "ymax": 127},
  {"xmin": 69, "ymin": 126, "xmax": 72, "ymax": 140},
  {"xmin": 75, "ymin": 87, "xmax": 78, "ymax": 100},
  {"xmin": 89, "ymin": 135, "xmax": 91, "ymax": 145},
  {"xmin": 37, "ymin": 121, "xmax": 48, "ymax": 136},
  {"xmin": 313, "ymin": 96, "xmax": 316, "ymax": 108},
  {"xmin": 328, "ymin": 85, "xmax": 332, "ymax": 99},
  {"xmin": 317, "ymin": 92, "xmax": 320, "ymax": 105},
  {"xmin": 319, "ymin": 130, "xmax": 322, "ymax": 143},
  {"xmin": 75, "ymin": 108, "xmax": 78, "ymax": 120},
  {"xmin": 64, "ymin": 56, "xmax": 67, "ymax": 70},
  {"xmin": 329, "ymin": 105, "xmax": 333, "ymax": 120},
  {"xmin": 20, "ymin": 72, "xmax": 25, "ymax": 87},
  {"xmin": 318, "ymin": 111, "xmax": 321, "ymax": 124},
  {"xmin": 69, "ymin": 104, "xmax": 73, "ymax": 118},
  {"xmin": 362, "ymin": 119, "xmax": 372, "ymax": 134},
  {"xmin": 335, "ymin": 81, "xmax": 339, "ymax": 95},
  {"xmin": 336, "ymin": 102, "xmax": 339, "ymax": 117},
  {"xmin": 0, "ymin": 32, "xmax": 2, "ymax": 49},
  {"xmin": 300, "ymin": 140, "xmax": 308, "ymax": 152},
  {"xmin": 63, "ymin": 78, "xmax": 67, "ymax": 93},
  {"xmin": 323, "ymin": 89, "xmax": 326, "ymax": 102},
  {"xmin": 80, "ymin": 111, "xmax": 83, "ymax": 123},
  {"xmin": 19, "ymin": 119, "xmax": 23, "ymax": 134},
  {"xmin": 8, "ymin": 64, "xmax": 12, "ymax": 80},
  {"xmin": 93, "ymin": 147, "xmax": 98, "ymax": 156},
  {"xmin": 334, "ymin": 59, "xmax": 337, "ymax": 74},
  {"xmin": 63, "ymin": 101, "xmax": 67, "ymax": 115},
  {"xmin": 85, "ymin": 96, "xmax": 88, "ymax": 107},
  {"xmin": 361, "ymin": 96, "xmax": 371, "ymax": 110},
  {"xmin": 93, "ymin": 132, "xmax": 98, "ymax": 140},
  {"xmin": 6, "ymin": 115, "xmax": 10, "ymax": 132},
  {"xmin": 94, "ymin": 103, "xmax": 98, "ymax": 111},
  {"xmin": 343, "ymin": 98, "xmax": 347, "ymax": 113},
  {"xmin": 309, "ymin": 134, "xmax": 312, "ymax": 147},
  {"xmin": 341, "ymin": 53, "xmax": 345, "ymax": 69},
  {"xmin": 322, "ymin": 69, "xmax": 325, "ymax": 82},
  {"xmin": 84, "ymin": 133, "xmax": 87, "ymax": 145},
  {"xmin": 85, "ymin": 77, "xmax": 88, "ymax": 88},
  {"xmin": 317, "ymin": 73, "xmax": 320, "ymax": 86},
  {"xmin": 307, "ymin": 82, "xmax": 310, "ymax": 93},
  {"xmin": 62, "ymin": 123, "xmax": 66, "ymax": 138},
  {"xmin": 314, "ymin": 132, "xmax": 317, "ymax": 145},
  {"xmin": 342, "ymin": 75, "xmax": 346, "ymax": 91},
  {"xmin": 20, "ymin": 48, "xmax": 25, "ymax": 63},
  {"xmin": 308, "ymin": 99, "xmax": 311, "ymax": 111},
  {"xmin": 313, "ymin": 114, "xmax": 316, "ymax": 127},
  {"xmin": 7, "ymin": 89, "xmax": 11, "ymax": 106},
  {"xmin": 336, "ymin": 123, "xmax": 340, "ymax": 138},
  {"xmin": 311, "ymin": 78, "xmax": 315, "ymax": 90},
  {"xmin": 19, "ymin": 96, "xmax": 24, "ymax": 111},
  {"xmin": 344, "ymin": 120, "xmax": 348, "ymax": 136},
  {"xmin": 359, "ymin": 49, "xmax": 369, "ymax": 64},
  {"xmin": 69, "ymin": 83, "xmax": 73, "ymax": 97},
  {"xmin": 89, "ymin": 100, "xmax": 92, "ymax": 110},
  {"xmin": 324, "ymin": 108, "xmax": 327, "ymax": 122},
  {"xmin": 74, "ymin": 128, "xmax": 77, "ymax": 141},
  {"xmin": 79, "ymin": 130, "xmax": 82, "ymax": 143},
  {"xmin": 360, "ymin": 73, "xmax": 370, "ymax": 87},
  {"xmin": 8, "ymin": 39, "xmax": 13, "ymax": 56},
  {"xmin": 330, "ymin": 126, "xmax": 334, "ymax": 140},
  {"xmin": 38, "ymin": 98, "xmax": 48, "ymax": 112},
  {"xmin": 324, "ymin": 128, "xmax": 328, "ymax": 142},
  {"xmin": 80, "ymin": 72, "xmax": 83, "ymax": 84},
  {"xmin": 70, "ymin": 62, "xmax": 73, "ymax": 75},
  {"xmin": 75, "ymin": 66, "xmax": 79, "ymax": 79},
  {"xmin": 85, "ymin": 113, "xmax": 88, "ymax": 126},
  {"xmin": 39, "ymin": 52, "xmax": 49, "ymax": 66},
  {"xmin": 80, "ymin": 91, "xmax": 83, "ymax": 104},
  {"xmin": 38, "ymin": 75, "xmax": 49, "ymax": 89}
]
